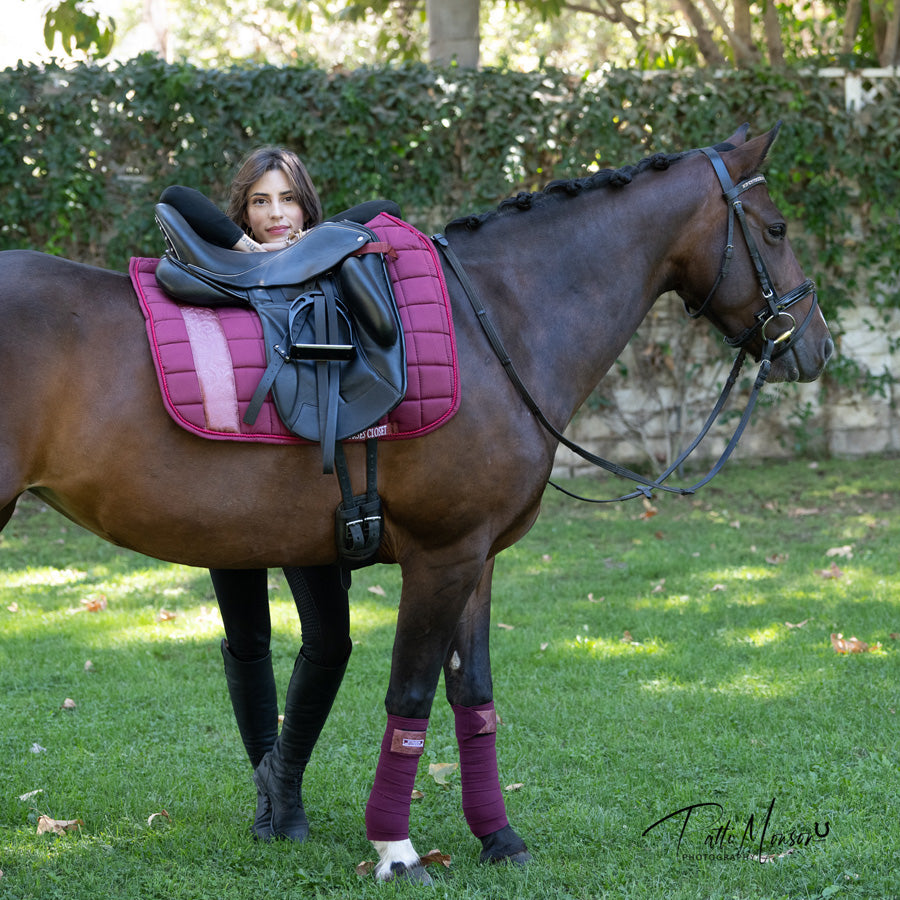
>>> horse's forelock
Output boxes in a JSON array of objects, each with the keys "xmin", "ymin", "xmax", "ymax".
[{"xmin": 446, "ymin": 150, "xmax": 686, "ymax": 232}]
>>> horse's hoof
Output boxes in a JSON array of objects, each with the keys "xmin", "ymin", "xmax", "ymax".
[
  {"xmin": 478, "ymin": 823, "xmax": 532, "ymax": 866},
  {"xmin": 480, "ymin": 848, "xmax": 532, "ymax": 866},
  {"xmin": 386, "ymin": 861, "xmax": 433, "ymax": 885}
]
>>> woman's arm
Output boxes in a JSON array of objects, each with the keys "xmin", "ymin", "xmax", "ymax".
[{"xmin": 159, "ymin": 185, "xmax": 261, "ymax": 251}]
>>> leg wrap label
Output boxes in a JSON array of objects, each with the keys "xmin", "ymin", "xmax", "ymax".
[{"xmin": 390, "ymin": 729, "xmax": 427, "ymax": 756}]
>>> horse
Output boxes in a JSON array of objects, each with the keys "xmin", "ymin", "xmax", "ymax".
[{"xmin": 0, "ymin": 125, "xmax": 832, "ymax": 882}]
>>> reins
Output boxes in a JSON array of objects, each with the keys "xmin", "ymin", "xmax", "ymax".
[{"xmin": 432, "ymin": 146, "xmax": 821, "ymax": 504}]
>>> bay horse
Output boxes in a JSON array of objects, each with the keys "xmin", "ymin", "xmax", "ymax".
[{"xmin": 0, "ymin": 125, "xmax": 832, "ymax": 881}]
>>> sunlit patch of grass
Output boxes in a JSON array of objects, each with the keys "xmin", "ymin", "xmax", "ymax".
[
  {"xmin": 721, "ymin": 624, "xmax": 786, "ymax": 647},
  {"xmin": 2, "ymin": 566, "xmax": 88, "ymax": 588},
  {"xmin": 563, "ymin": 632, "xmax": 665, "ymax": 657}
]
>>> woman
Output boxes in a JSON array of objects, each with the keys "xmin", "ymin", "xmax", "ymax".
[{"xmin": 161, "ymin": 148, "xmax": 350, "ymax": 843}]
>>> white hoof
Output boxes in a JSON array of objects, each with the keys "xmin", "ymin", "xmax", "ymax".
[{"xmin": 371, "ymin": 839, "xmax": 431, "ymax": 883}]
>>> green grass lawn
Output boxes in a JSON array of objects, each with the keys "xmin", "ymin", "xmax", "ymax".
[{"xmin": 1, "ymin": 457, "xmax": 898, "ymax": 899}]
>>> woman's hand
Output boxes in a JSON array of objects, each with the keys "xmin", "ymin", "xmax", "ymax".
[{"xmin": 259, "ymin": 230, "xmax": 303, "ymax": 252}]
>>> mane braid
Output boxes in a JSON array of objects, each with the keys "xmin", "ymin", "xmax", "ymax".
[{"xmin": 447, "ymin": 150, "xmax": 687, "ymax": 232}]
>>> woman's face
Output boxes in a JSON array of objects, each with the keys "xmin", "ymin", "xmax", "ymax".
[{"xmin": 243, "ymin": 167, "xmax": 306, "ymax": 244}]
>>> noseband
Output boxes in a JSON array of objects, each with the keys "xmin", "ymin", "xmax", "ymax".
[{"xmin": 691, "ymin": 147, "xmax": 818, "ymax": 361}]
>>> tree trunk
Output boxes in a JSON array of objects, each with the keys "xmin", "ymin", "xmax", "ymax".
[
  {"xmin": 733, "ymin": 0, "xmax": 753, "ymax": 53},
  {"xmin": 880, "ymin": 0, "xmax": 900, "ymax": 65},
  {"xmin": 841, "ymin": 0, "xmax": 864, "ymax": 56},
  {"xmin": 673, "ymin": 0, "xmax": 729, "ymax": 66},
  {"xmin": 763, "ymin": 0, "xmax": 784, "ymax": 67},
  {"xmin": 698, "ymin": 0, "xmax": 759, "ymax": 66},
  {"xmin": 426, "ymin": 0, "xmax": 480, "ymax": 67}
]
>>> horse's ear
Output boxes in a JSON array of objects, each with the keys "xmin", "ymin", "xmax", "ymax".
[
  {"xmin": 721, "ymin": 121, "xmax": 783, "ymax": 180},
  {"xmin": 714, "ymin": 123, "xmax": 751, "ymax": 150}
]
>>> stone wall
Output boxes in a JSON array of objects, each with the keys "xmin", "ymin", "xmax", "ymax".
[{"xmin": 551, "ymin": 294, "xmax": 900, "ymax": 480}]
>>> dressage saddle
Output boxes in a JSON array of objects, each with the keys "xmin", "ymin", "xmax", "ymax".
[{"xmin": 153, "ymin": 202, "xmax": 407, "ymax": 476}]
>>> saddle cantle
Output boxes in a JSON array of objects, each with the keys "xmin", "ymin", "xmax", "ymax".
[{"xmin": 153, "ymin": 203, "xmax": 406, "ymax": 473}]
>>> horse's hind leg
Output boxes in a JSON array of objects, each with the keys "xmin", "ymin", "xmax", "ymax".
[{"xmin": 443, "ymin": 558, "xmax": 531, "ymax": 866}]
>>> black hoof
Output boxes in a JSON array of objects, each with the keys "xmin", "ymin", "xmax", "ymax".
[
  {"xmin": 478, "ymin": 824, "xmax": 532, "ymax": 866},
  {"xmin": 387, "ymin": 861, "xmax": 434, "ymax": 885},
  {"xmin": 482, "ymin": 848, "xmax": 532, "ymax": 866}
]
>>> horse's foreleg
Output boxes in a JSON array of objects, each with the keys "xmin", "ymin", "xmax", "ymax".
[
  {"xmin": 444, "ymin": 558, "xmax": 531, "ymax": 866},
  {"xmin": 366, "ymin": 553, "xmax": 486, "ymax": 883}
]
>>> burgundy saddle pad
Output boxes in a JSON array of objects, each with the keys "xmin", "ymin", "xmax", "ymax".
[{"xmin": 130, "ymin": 213, "xmax": 459, "ymax": 444}]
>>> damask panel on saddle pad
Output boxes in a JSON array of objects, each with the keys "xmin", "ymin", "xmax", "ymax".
[{"xmin": 130, "ymin": 213, "xmax": 460, "ymax": 444}]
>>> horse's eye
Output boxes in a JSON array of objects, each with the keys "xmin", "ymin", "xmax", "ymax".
[{"xmin": 767, "ymin": 223, "xmax": 787, "ymax": 240}]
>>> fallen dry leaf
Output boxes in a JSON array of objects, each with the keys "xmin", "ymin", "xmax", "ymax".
[
  {"xmin": 60, "ymin": 698, "xmax": 76, "ymax": 711},
  {"xmin": 711, "ymin": 583, "xmax": 727, "ymax": 592},
  {"xmin": 651, "ymin": 579, "xmax": 666, "ymax": 594},
  {"xmin": 411, "ymin": 789, "xmax": 425, "ymax": 800},
  {"xmin": 505, "ymin": 782, "xmax": 524, "ymax": 792},
  {"xmin": 420, "ymin": 849, "xmax": 451, "ymax": 869},
  {"xmin": 830, "ymin": 632, "xmax": 870, "ymax": 654},
  {"xmin": 890, "ymin": 633, "xmax": 899, "ymax": 641},
  {"xmin": 428, "ymin": 762, "xmax": 458, "ymax": 786},
  {"xmin": 30, "ymin": 743, "xmax": 46, "ymax": 754},
  {"xmin": 766, "ymin": 553, "xmax": 788, "ymax": 565},
  {"xmin": 37, "ymin": 815, "xmax": 83, "ymax": 835},
  {"xmin": 6, "ymin": 602, "xmax": 18, "ymax": 613},
  {"xmin": 587, "ymin": 592, "xmax": 605, "ymax": 603},
  {"xmin": 539, "ymin": 642, "xmax": 549, "ymax": 651},
  {"xmin": 789, "ymin": 507, "xmax": 820, "ymax": 517},
  {"xmin": 496, "ymin": 622, "xmax": 515, "ymax": 630},
  {"xmin": 156, "ymin": 609, "xmax": 177, "ymax": 622},
  {"xmin": 817, "ymin": 562, "xmax": 844, "ymax": 579},
  {"xmin": 368, "ymin": 585, "xmax": 386, "ymax": 597},
  {"xmin": 18, "ymin": 789, "xmax": 44, "ymax": 802},
  {"xmin": 355, "ymin": 860, "xmax": 375, "ymax": 876},
  {"xmin": 639, "ymin": 498, "xmax": 658, "ymax": 520},
  {"xmin": 621, "ymin": 630, "xmax": 638, "ymax": 644},
  {"xmin": 147, "ymin": 810, "xmax": 170, "ymax": 827},
  {"xmin": 84, "ymin": 660, "xmax": 94, "ymax": 672},
  {"xmin": 785, "ymin": 619, "xmax": 809, "ymax": 629},
  {"xmin": 80, "ymin": 596, "xmax": 107, "ymax": 612}
]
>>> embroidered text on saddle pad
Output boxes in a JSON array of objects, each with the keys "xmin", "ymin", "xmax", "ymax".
[{"xmin": 130, "ymin": 214, "xmax": 460, "ymax": 444}]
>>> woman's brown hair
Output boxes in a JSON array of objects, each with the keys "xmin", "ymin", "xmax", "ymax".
[{"xmin": 226, "ymin": 147, "xmax": 323, "ymax": 232}]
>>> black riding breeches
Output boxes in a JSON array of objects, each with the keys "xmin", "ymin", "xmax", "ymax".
[{"xmin": 209, "ymin": 566, "xmax": 350, "ymax": 667}]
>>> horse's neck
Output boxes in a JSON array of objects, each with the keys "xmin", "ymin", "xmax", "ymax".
[{"xmin": 453, "ymin": 187, "xmax": 691, "ymax": 426}]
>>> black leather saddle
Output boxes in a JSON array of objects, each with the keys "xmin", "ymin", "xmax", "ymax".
[{"xmin": 153, "ymin": 203, "xmax": 407, "ymax": 473}]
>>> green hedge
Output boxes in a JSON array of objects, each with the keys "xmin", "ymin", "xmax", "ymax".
[{"xmin": 1, "ymin": 57, "xmax": 898, "ymax": 330}]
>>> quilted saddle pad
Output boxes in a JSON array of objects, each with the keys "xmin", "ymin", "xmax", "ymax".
[{"xmin": 130, "ymin": 213, "xmax": 460, "ymax": 444}]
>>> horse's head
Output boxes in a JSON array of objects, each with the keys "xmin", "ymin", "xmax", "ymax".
[{"xmin": 674, "ymin": 124, "xmax": 833, "ymax": 383}]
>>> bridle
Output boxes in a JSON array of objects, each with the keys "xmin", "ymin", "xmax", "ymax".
[
  {"xmin": 691, "ymin": 146, "xmax": 818, "ymax": 361},
  {"xmin": 433, "ymin": 146, "xmax": 821, "ymax": 503}
]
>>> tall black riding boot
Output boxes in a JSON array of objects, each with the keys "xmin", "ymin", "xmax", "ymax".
[
  {"xmin": 252, "ymin": 647, "xmax": 350, "ymax": 842},
  {"xmin": 220, "ymin": 640, "xmax": 279, "ymax": 838}
]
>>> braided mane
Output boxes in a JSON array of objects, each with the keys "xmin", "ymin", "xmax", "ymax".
[{"xmin": 446, "ymin": 150, "xmax": 689, "ymax": 232}]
